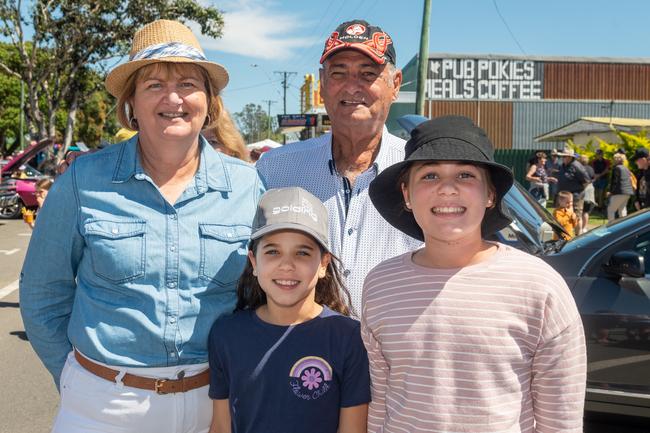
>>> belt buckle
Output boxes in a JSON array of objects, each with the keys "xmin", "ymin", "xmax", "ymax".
[{"xmin": 154, "ymin": 379, "xmax": 168, "ymax": 395}]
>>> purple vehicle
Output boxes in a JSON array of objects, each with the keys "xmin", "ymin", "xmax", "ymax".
[{"xmin": 0, "ymin": 139, "xmax": 52, "ymax": 219}]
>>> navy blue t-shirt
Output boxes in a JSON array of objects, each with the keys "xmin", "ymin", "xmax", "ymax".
[{"xmin": 208, "ymin": 306, "xmax": 371, "ymax": 433}]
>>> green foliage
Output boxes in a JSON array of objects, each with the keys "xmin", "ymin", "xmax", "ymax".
[
  {"xmin": 0, "ymin": 0, "xmax": 225, "ymax": 153},
  {"xmin": 571, "ymin": 129, "xmax": 649, "ymax": 170},
  {"xmin": 234, "ymin": 103, "xmax": 282, "ymax": 143}
]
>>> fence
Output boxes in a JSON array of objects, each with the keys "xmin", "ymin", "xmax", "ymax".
[{"xmin": 494, "ymin": 149, "xmax": 554, "ymax": 186}]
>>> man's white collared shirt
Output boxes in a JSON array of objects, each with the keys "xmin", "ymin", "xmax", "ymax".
[{"xmin": 256, "ymin": 128, "xmax": 422, "ymax": 316}]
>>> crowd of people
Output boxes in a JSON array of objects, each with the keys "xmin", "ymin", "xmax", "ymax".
[
  {"xmin": 526, "ymin": 145, "xmax": 650, "ymax": 239},
  {"xmin": 15, "ymin": 15, "xmax": 650, "ymax": 433}
]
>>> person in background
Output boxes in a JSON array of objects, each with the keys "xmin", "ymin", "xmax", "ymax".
[
  {"xmin": 632, "ymin": 147, "xmax": 649, "ymax": 210},
  {"xmin": 579, "ymin": 154, "xmax": 596, "ymax": 231},
  {"xmin": 20, "ymin": 19, "xmax": 264, "ymax": 433},
  {"xmin": 525, "ymin": 151, "xmax": 555, "ymax": 207},
  {"xmin": 23, "ymin": 178, "xmax": 53, "ymax": 229},
  {"xmin": 256, "ymin": 19, "xmax": 422, "ymax": 316},
  {"xmin": 208, "ymin": 187, "xmax": 369, "ymax": 433},
  {"xmin": 363, "ymin": 116, "xmax": 586, "ymax": 433},
  {"xmin": 607, "ymin": 152, "xmax": 634, "ymax": 222},
  {"xmin": 591, "ymin": 149, "xmax": 610, "ymax": 211},
  {"xmin": 203, "ymin": 125, "xmax": 249, "ymax": 161},
  {"xmin": 556, "ymin": 147, "xmax": 589, "ymax": 234},
  {"xmin": 554, "ymin": 190, "xmax": 579, "ymax": 240},
  {"xmin": 249, "ymin": 145, "xmax": 273, "ymax": 163},
  {"xmin": 546, "ymin": 148, "xmax": 562, "ymax": 201}
]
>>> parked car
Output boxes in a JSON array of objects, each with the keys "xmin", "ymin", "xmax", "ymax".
[
  {"xmin": 399, "ymin": 115, "xmax": 650, "ymax": 425},
  {"xmin": 0, "ymin": 139, "xmax": 52, "ymax": 219}
]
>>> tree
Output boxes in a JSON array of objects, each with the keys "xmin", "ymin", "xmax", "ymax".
[
  {"xmin": 234, "ymin": 103, "xmax": 283, "ymax": 143},
  {"xmin": 0, "ymin": 0, "xmax": 225, "ymax": 160}
]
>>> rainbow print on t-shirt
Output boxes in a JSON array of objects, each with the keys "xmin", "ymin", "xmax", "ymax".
[{"xmin": 288, "ymin": 356, "xmax": 333, "ymax": 399}]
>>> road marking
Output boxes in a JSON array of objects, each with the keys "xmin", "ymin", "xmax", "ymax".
[
  {"xmin": 0, "ymin": 248, "xmax": 20, "ymax": 255},
  {"xmin": 0, "ymin": 279, "xmax": 18, "ymax": 299}
]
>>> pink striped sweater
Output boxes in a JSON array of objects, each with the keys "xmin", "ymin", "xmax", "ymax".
[{"xmin": 361, "ymin": 243, "xmax": 586, "ymax": 433}]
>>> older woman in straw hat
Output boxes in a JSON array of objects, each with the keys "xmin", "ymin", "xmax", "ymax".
[{"xmin": 20, "ymin": 20, "xmax": 264, "ymax": 433}]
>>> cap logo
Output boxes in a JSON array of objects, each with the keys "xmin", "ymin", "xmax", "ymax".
[
  {"xmin": 272, "ymin": 198, "xmax": 318, "ymax": 222},
  {"xmin": 345, "ymin": 24, "xmax": 366, "ymax": 35},
  {"xmin": 365, "ymin": 32, "xmax": 391, "ymax": 57}
]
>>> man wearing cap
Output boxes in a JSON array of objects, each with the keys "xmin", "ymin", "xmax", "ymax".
[
  {"xmin": 633, "ymin": 147, "xmax": 650, "ymax": 210},
  {"xmin": 591, "ymin": 149, "xmax": 610, "ymax": 211},
  {"xmin": 555, "ymin": 146, "xmax": 590, "ymax": 234},
  {"xmin": 256, "ymin": 19, "xmax": 421, "ymax": 316}
]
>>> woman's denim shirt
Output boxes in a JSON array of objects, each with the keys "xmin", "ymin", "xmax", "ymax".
[{"xmin": 20, "ymin": 136, "xmax": 265, "ymax": 385}]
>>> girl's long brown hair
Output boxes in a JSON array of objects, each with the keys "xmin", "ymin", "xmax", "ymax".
[{"xmin": 236, "ymin": 239, "xmax": 355, "ymax": 317}]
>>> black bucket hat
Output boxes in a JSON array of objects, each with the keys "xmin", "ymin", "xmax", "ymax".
[{"xmin": 369, "ymin": 115, "xmax": 514, "ymax": 241}]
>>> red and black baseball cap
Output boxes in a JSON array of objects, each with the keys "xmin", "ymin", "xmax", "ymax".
[{"xmin": 320, "ymin": 19, "xmax": 396, "ymax": 65}]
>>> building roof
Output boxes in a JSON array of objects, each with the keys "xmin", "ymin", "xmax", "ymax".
[
  {"xmin": 534, "ymin": 117, "xmax": 650, "ymax": 142},
  {"xmin": 423, "ymin": 53, "xmax": 650, "ymax": 64}
]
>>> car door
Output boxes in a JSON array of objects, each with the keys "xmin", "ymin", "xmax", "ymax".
[{"xmin": 572, "ymin": 228, "xmax": 650, "ymax": 416}]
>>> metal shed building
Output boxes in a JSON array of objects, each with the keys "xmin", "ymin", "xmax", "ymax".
[{"xmin": 388, "ymin": 53, "xmax": 650, "ymax": 149}]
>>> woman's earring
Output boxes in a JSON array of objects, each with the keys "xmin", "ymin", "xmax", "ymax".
[
  {"xmin": 404, "ymin": 201, "xmax": 412, "ymax": 212},
  {"xmin": 129, "ymin": 117, "xmax": 139, "ymax": 130},
  {"xmin": 252, "ymin": 269, "xmax": 258, "ymax": 277}
]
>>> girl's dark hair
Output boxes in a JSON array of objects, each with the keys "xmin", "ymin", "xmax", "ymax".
[{"xmin": 235, "ymin": 238, "xmax": 355, "ymax": 317}]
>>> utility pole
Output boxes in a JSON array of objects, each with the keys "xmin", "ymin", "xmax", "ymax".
[
  {"xmin": 274, "ymin": 71, "xmax": 297, "ymax": 115},
  {"xmin": 261, "ymin": 99, "xmax": 276, "ymax": 139},
  {"xmin": 415, "ymin": 0, "xmax": 432, "ymax": 115}
]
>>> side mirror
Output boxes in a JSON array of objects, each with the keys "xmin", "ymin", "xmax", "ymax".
[{"xmin": 602, "ymin": 251, "xmax": 645, "ymax": 278}]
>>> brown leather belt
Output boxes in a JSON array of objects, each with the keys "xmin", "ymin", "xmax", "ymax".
[{"xmin": 74, "ymin": 349, "xmax": 210, "ymax": 394}]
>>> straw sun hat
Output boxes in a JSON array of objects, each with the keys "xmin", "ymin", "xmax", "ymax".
[{"xmin": 105, "ymin": 19, "xmax": 229, "ymax": 98}]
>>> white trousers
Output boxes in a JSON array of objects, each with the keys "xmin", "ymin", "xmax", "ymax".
[
  {"xmin": 607, "ymin": 194, "xmax": 630, "ymax": 222},
  {"xmin": 52, "ymin": 351, "xmax": 212, "ymax": 433}
]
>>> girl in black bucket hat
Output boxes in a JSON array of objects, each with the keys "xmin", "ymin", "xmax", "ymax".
[{"xmin": 360, "ymin": 116, "xmax": 586, "ymax": 432}]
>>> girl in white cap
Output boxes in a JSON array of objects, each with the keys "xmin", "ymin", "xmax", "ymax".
[
  {"xmin": 207, "ymin": 187, "xmax": 370, "ymax": 433},
  {"xmin": 363, "ymin": 116, "xmax": 586, "ymax": 433}
]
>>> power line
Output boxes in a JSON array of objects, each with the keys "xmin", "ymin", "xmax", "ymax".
[
  {"xmin": 492, "ymin": 0, "xmax": 526, "ymax": 55},
  {"xmin": 274, "ymin": 71, "xmax": 298, "ymax": 115},
  {"xmin": 227, "ymin": 80, "xmax": 282, "ymax": 93}
]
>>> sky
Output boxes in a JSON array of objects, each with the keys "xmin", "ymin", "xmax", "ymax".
[{"xmin": 193, "ymin": 0, "xmax": 650, "ymax": 118}]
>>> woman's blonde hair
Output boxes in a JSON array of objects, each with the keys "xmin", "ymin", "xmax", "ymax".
[
  {"xmin": 613, "ymin": 153, "xmax": 627, "ymax": 165},
  {"xmin": 115, "ymin": 63, "xmax": 245, "ymax": 153}
]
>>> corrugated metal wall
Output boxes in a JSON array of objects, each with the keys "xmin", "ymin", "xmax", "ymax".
[
  {"xmin": 424, "ymin": 101, "xmax": 513, "ymax": 149},
  {"xmin": 512, "ymin": 100, "xmax": 650, "ymax": 149},
  {"xmin": 544, "ymin": 63, "xmax": 650, "ymax": 100},
  {"xmin": 388, "ymin": 55, "xmax": 650, "ymax": 150}
]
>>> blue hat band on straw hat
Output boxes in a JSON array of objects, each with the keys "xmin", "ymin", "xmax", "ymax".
[{"xmin": 130, "ymin": 42, "xmax": 207, "ymax": 62}]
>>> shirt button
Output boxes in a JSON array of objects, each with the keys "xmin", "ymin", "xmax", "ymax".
[
  {"xmin": 168, "ymin": 282, "xmax": 176, "ymax": 288},
  {"xmin": 347, "ymin": 228, "xmax": 354, "ymax": 235},
  {"xmin": 343, "ymin": 269, "xmax": 351, "ymax": 277},
  {"xmin": 135, "ymin": 173, "xmax": 145, "ymax": 180},
  {"xmin": 170, "ymin": 352, "xmax": 176, "ymax": 357},
  {"xmin": 170, "ymin": 246, "xmax": 176, "ymax": 252},
  {"xmin": 169, "ymin": 317, "xmax": 177, "ymax": 324},
  {"xmin": 170, "ymin": 214, "xmax": 177, "ymax": 220},
  {"xmin": 111, "ymin": 228, "xmax": 118, "ymax": 234}
]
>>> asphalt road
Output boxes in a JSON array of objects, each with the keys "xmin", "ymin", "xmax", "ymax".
[
  {"xmin": 0, "ymin": 217, "xmax": 648, "ymax": 432},
  {"xmin": 0, "ymin": 219, "xmax": 58, "ymax": 433}
]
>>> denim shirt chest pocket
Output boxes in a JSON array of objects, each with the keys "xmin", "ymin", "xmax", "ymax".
[
  {"xmin": 83, "ymin": 219, "xmax": 146, "ymax": 283},
  {"xmin": 199, "ymin": 224, "xmax": 251, "ymax": 288}
]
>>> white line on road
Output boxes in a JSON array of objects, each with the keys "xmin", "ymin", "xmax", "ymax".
[
  {"xmin": 0, "ymin": 279, "xmax": 18, "ymax": 299},
  {"xmin": 0, "ymin": 248, "xmax": 20, "ymax": 255}
]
